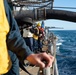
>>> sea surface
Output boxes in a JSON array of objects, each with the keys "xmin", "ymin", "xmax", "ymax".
[{"xmin": 51, "ymin": 30, "xmax": 76, "ymax": 75}]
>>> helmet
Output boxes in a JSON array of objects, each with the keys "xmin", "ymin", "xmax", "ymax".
[
  {"xmin": 22, "ymin": 17, "xmax": 33, "ymax": 25},
  {"xmin": 37, "ymin": 22, "xmax": 41, "ymax": 27},
  {"xmin": 15, "ymin": 17, "xmax": 33, "ymax": 26}
]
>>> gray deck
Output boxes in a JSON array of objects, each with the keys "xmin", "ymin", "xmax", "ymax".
[
  {"xmin": 20, "ymin": 41, "xmax": 48, "ymax": 75},
  {"xmin": 20, "ymin": 66, "xmax": 40, "ymax": 75}
]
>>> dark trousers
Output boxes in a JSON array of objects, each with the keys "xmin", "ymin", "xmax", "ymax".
[
  {"xmin": 24, "ymin": 37, "xmax": 33, "ymax": 52},
  {"xmin": 4, "ymin": 51, "xmax": 19, "ymax": 75},
  {"xmin": 38, "ymin": 39, "xmax": 42, "ymax": 50},
  {"xmin": 33, "ymin": 39, "xmax": 38, "ymax": 52}
]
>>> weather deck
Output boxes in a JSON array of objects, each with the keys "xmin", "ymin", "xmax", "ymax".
[
  {"xmin": 20, "ymin": 43, "xmax": 48, "ymax": 75},
  {"xmin": 20, "ymin": 65, "xmax": 40, "ymax": 75}
]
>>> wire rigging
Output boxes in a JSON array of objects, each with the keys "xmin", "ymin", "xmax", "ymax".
[{"xmin": 53, "ymin": 6, "xmax": 76, "ymax": 9}]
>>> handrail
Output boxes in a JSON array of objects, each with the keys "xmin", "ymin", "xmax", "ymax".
[{"xmin": 40, "ymin": 29, "xmax": 59, "ymax": 75}]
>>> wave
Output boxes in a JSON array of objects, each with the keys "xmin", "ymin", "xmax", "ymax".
[
  {"xmin": 56, "ymin": 42, "xmax": 62, "ymax": 46},
  {"xmin": 52, "ymin": 30, "xmax": 76, "ymax": 75}
]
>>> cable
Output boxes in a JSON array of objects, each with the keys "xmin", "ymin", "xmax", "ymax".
[{"xmin": 53, "ymin": 6, "xmax": 76, "ymax": 9}]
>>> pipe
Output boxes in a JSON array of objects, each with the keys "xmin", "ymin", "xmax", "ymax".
[
  {"xmin": 14, "ymin": 9, "xmax": 76, "ymax": 23},
  {"xmin": 46, "ymin": 9, "xmax": 76, "ymax": 22}
]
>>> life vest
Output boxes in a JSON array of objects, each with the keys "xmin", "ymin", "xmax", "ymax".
[
  {"xmin": 39, "ymin": 28, "xmax": 45, "ymax": 39},
  {"xmin": 33, "ymin": 27, "xmax": 39, "ymax": 40}
]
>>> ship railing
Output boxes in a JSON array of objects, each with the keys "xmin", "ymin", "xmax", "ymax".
[{"xmin": 40, "ymin": 31, "xmax": 59, "ymax": 75}]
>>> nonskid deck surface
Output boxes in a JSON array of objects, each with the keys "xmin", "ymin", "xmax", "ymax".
[
  {"xmin": 20, "ymin": 65, "xmax": 40, "ymax": 75},
  {"xmin": 20, "ymin": 43, "xmax": 48, "ymax": 75}
]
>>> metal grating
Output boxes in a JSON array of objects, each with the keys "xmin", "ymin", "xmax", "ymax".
[{"xmin": 12, "ymin": 0, "xmax": 54, "ymax": 9}]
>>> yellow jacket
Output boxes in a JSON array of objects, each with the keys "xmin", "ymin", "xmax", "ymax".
[
  {"xmin": 33, "ymin": 34, "xmax": 38, "ymax": 40},
  {"xmin": 0, "ymin": 0, "xmax": 12, "ymax": 74},
  {"xmin": 33, "ymin": 27, "xmax": 39, "ymax": 40}
]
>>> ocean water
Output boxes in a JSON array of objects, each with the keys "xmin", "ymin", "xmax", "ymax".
[{"xmin": 51, "ymin": 30, "xmax": 76, "ymax": 75}]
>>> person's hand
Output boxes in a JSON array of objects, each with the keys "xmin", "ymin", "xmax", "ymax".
[
  {"xmin": 26, "ymin": 52, "xmax": 54, "ymax": 68},
  {"xmin": 40, "ymin": 34, "xmax": 42, "ymax": 37}
]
